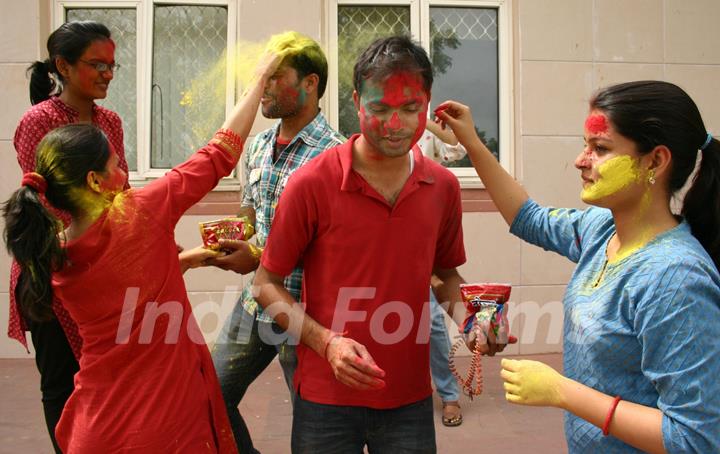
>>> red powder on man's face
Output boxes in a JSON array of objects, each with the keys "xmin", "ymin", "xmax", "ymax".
[
  {"xmin": 386, "ymin": 112, "xmax": 402, "ymax": 130},
  {"xmin": 380, "ymin": 72, "xmax": 426, "ymax": 107},
  {"xmin": 585, "ymin": 113, "xmax": 609, "ymax": 135},
  {"xmin": 358, "ymin": 72, "xmax": 429, "ymax": 157},
  {"xmin": 378, "ymin": 72, "xmax": 428, "ymax": 142}
]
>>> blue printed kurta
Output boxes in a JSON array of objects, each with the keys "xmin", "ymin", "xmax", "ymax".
[{"xmin": 511, "ymin": 199, "xmax": 720, "ymax": 453}]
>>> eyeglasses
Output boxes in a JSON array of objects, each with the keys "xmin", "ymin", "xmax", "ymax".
[{"xmin": 78, "ymin": 59, "xmax": 120, "ymax": 73}]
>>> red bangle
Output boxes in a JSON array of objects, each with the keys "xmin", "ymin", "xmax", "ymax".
[
  {"xmin": 602, "ymin": 395, "xmax": 622, "ymax": 436},
  {"xmin": 212, "ymin": 128, "xmax": 245, "ymax": 156}
]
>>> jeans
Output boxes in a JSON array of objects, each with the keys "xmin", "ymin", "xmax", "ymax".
[
  {"xmin": 211, "ymin": 303, "xmax": 297, "ymax": 454},
  {"xmin": 27, "ymin": 317, "xmax": 80, "ymax": 454},
  {"xmin": 292, "ymin": 396, "xmax": 436, "ymax": 454},
  {"xmin": 429, "ymin": 291, "xmax": 459, "ymax": 402}
]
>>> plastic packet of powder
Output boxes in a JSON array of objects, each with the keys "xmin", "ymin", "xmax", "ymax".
[
  {"xmin": 460, "ymin": 283, "xmax": 511, "ymax": 345},
  {"xmin": 198, "ymin": 217, "xmax": 255, "ymax": 251}
]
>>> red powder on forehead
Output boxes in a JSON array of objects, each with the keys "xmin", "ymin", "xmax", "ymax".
[
  {"xmin": 386, "ymin": 112, "xmax": 402, "ymax": 130},
  {"xmin": 380, "ymin": 72, "xmax": 426, "ymax": 107},
  {"xmin": 585, "ymin": 114, "xmax": 609, "ymax": 135}
]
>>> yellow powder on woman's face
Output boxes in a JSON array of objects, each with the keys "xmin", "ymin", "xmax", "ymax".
[{"xmin": 581, "ymin": 155, "xmax": 642, "ymax": 202}]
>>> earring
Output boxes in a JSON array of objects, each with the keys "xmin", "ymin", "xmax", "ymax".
[{"xmin": 648, "ymin": 170, "xmax": 656, "ymax": 185}]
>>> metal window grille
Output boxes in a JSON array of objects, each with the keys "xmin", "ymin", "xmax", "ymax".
[
  {"xmin": 151, "ymin": 5, "xmax": 228, "ymax": 168},
  {"xmin": 337, "ymin": 6, "xmax": 411, "ymax": 137},
  {"xmin": 67, "ymin": 8, "xmax": 138, "ymax": 170}
]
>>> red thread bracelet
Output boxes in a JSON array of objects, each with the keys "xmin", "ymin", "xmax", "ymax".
[
  {"xmin": 602, "ymin": 395, "xmax": 622, "ymax": 436},
  {"xmin": 323, "ymin": 332, "xmax": 343, "ymax": 360}
]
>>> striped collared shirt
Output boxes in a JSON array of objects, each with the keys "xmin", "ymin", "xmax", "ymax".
[{"xmin": 240, "ymin": 112, "xmax": 344, "ymax": 322}]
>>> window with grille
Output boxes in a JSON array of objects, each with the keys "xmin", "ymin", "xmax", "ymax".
[
  {"xmin": 66, "ymin": 7, "xmax": 139, "ymax": 169},
  {"xmin": 57, "ymin": 1, "xmax": 236, "ymax": 180},
  {"xmin": 329, "ymin": 0, "xmax": 513, "ymax": 186}
]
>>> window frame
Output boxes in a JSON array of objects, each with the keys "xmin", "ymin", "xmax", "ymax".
[
  {"xmin": 327, "ymin": 0, "xmax": 514, "ymax": 187},
  {"xmin": 53, "ymin": 0, "xmax": 240, "ymax": 187}
]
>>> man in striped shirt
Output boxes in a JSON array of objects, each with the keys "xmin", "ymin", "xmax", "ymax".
[{"xmin": 208, "ymin": 32, "xmax": 344, "ymax": 454}]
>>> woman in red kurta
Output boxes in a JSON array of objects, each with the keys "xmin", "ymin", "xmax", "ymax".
[
  {"xmin": 4, "ymin": 53, "xmax": 279, "ymax": 453},
  {"xmin": 9, "ymin": 21, "xmax": 129, "ymax": 452}
]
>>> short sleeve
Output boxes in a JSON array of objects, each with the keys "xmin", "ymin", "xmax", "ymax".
[
  {"xmin": 434, "ymin": 176, "xmax": 466, "ymax": 269},
  {"xmin": 633, "ymin": 261, "xmax": 720, "ymax": 453},
  {"xmin": 260, "ymin": 172, "xmax": 318, "ymax": 277}
]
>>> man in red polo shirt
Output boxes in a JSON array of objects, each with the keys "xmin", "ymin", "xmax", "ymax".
[{"xmin": 254, "ymin": 36, "xmax": 504, "ymax": 452}]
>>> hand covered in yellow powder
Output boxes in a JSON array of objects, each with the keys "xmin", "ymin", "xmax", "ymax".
[{"xmin": 500, "ymin": 358, "xmax": 567, "ymax": 407}]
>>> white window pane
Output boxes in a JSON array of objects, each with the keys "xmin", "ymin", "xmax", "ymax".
[
  {"xmin": 337, "ymin": 6, "xmax": 411, "ymax": 138},
  {"xmin": 430, "ymin": 7, "xmax": 499, "ymax": 165},
  {"xmin": 66, "ymin": 8, "xmax": 138, "ymax": 171},
  {"xmin": 151, "ymin": 5, "xmax": 227, "ymax": 168}
]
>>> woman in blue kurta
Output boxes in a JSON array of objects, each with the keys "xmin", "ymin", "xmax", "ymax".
[{"xmin": 436, "ymin": 81, "xmax": 720, "ymax": 453}]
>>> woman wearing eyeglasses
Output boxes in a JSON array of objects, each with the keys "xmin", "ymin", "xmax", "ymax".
[{"xmin": 9, "ymin": 20, "xmax": 129, "ymax": 453}]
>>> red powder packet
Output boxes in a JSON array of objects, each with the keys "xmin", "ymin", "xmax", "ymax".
[
  {"xmin": 460, "ymin": 283, "xmax": 511, "ymax": 345},
  {"xmin": 199, "ymin": 217, "xmax": 255, "ymax": 250}
]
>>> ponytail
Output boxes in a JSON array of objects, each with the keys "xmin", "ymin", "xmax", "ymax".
[
  {"xmin": 682, "ymin": 137, "xmax": 720, "ymax": 270},
  {"xmin": 3, "ymin": 124, "xmax": 110, "ymax": 320},
  {"xmin": 27, "ymin": 59, "xmax": 57, "ymax": 105},
  {"xmin": 2, "ymin": 186, "xmax": 65, "ymax": 321}
]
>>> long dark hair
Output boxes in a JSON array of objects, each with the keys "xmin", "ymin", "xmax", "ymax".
[
  {"xmin": 28, "ymin": 21, "xmax": 112, "ymax": 105},
  {"xmin": 591, "ymin": 80, "xmax": 720, "ymax": 269},
  {"xmin": 3, "ymin": 124, "xmax": 111, "ymax": 321}
]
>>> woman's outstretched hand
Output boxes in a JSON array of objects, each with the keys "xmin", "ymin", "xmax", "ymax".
[{"xmin": 433, "ymin": 101, "xmax": 479, "ymax": 147}]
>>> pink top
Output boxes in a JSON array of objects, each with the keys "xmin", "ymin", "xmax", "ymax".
[
  {"xmin": 262, "ymin": 134, "xmax": 466, "ymax": 409},
  {"xmin": 53, "ymin": 142, "xmax": 238, "ymax": 453},
  {"xmin": 8, "ymin": 96, "xmax": 129, "ymax": 358}
]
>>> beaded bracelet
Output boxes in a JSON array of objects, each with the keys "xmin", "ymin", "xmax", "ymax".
[
  {"xmin": 449, "ymin": 325, "xmax": 485, "ymax": 399},
  {"xmin": 602, "ymin": 395, "xmax": 622, "ymax": 436}
]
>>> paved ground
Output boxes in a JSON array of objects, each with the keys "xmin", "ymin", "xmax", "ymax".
[{"xmin": 0, "ymin": 353, "xmax": 567, "ymax": 453}]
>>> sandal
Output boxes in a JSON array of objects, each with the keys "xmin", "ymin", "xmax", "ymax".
[{"xmin": 441, "ymin": 401, "xmax": 463, "ymax": 427}]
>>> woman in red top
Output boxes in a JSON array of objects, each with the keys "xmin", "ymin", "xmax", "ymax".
[
  {"xmin": 9, "ymin": 21, "xmax": 129, "ymax": 452},
  {"xmin": 3, "ymin": 53, "xmax": 280, "ymax": 453}
]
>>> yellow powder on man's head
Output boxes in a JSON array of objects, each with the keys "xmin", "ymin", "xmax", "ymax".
[
  {"xmin": 265, "ymin": 31, "xmax": 318, "ymax": 59},
  {"xmin": 180, "ymin": 31, "xmax": 322, "ymax": 145}
]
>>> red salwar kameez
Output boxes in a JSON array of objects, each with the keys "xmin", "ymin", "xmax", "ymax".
[{"xmin": 51, "ymin": 141, "xmax": 239, "ymax": 453}]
